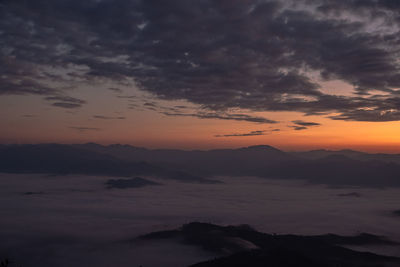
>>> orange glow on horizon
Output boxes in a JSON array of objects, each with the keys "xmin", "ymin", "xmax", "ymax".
[{"xmin": 1, "ymin": 93, "xmax": 400, "ymax": 153}]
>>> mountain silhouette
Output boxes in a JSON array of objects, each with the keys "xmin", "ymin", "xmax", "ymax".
[
  {"xmin": 2, "ymin": 143, "xmax": 400, "ymax": 187},
  {"xmin": 0, "ymin": 144, "xmax": 218, "ymax": 183},
  {"xmin": 139, "ymin": 222, "xmax": 400, "ymax": 267}
]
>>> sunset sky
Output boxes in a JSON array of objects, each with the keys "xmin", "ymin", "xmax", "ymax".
[{"xmin": 1, "ymin": 0, "xmax": 400, "ymax": 152}]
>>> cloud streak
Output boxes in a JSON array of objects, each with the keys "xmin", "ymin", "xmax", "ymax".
[
  {"xmin": 215, "ymin": 130, "xmax": 268, "ymax": 138},
  {"xmin": 69, "ymin": 127, "xmax": 101, "ymax": 132},
  {"xmin": 162, "ymin": 111, "xmax": 278, "ymax": 124},
  {"xmin": 45, "ymin": 96, "xmax": 87, "ymax": 109},
  {"xmin": 93, "ymin": 115, "xmax": 126, "ymax": 120},
  {"xmin": 292, "ymin": 120, "xmax": 321, "ymax": 127},
  {"xmin": 291, "ymin": 126, "xmax": 308, "ymax": 131}
]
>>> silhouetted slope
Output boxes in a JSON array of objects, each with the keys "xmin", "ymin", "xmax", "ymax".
[
  {"xmin": 0, "ymin": 144, "xmax": 218, "ymax": 183},
  {"xmin": 73, "ymin": 143, "xmax": 294, "ymax": 175},
  {"xmin": 139, "ymin": 222, "xmax": 400, "ymax": 267},
  {"xmin": 74, "ymin": 143, "xmax": 400, "ymax": 186},
  {"xmin": 293, "ymin": 149, "xmax": 400, "ymax": 164},
  {"xmin": 268, "ymin": 155, "xmax": 400, "ymax": 187},
  {"xmin": 2, "ymin": 143, "xmax": 400, "ymax": 187},
  {"xmin": 0, "ymin": 144, "xmax": 156, "ymax": 176}
]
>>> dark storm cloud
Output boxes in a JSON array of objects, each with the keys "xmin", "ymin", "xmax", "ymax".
[
  {"xmin": 1, "ymin": 0, "xmax": 400, "ymax": 121},
  {"xmin": 93, "ymin": 115, "xmax": 126, "ymax": 120},
  {"xmin": 292, "ymin": 120, "xmax": 321, "ymax": 127},
  {"xmin": 215, "ymin": 130, "xmax": 267, "ymax": 137},
  {"xmin": 162, "ymin": 111, "xmax": 278, "ymax": 124}
]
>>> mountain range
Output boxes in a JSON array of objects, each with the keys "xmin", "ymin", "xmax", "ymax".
[{"xmin": 1, "ymin": 143, "xmax": 400, "ymax": 187}]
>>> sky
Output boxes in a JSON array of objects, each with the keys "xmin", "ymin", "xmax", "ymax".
[{"xmin": 1, "ymin": 0, "xmax": 400, "ymax": 152}]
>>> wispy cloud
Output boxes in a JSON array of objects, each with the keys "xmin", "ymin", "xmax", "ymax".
[
  {"xmin": 291, "ymin": 126, "xmax": 308, "ymax": 131},
  {"xmin": 162, "ymin": 112, "xmax": 278, "ymax": 124},
  {"xmin": 93, "ymin": 115, "xmax": 126, "ymax": 120},
  {"xmin": 45, "ymin": 96, "xmax": 87, "ymax": 109},
  {"xmin": 69, "ymin": 127, "xmax": 101, "ymax": 132},
  {"xmin": 108, "ymin": 87, "xmax": 123, "ymax": 93},
  {"xmin": 292, "ymin": 120, "xmax": 321, "ymax": 127},
  {"xmin": 215, "ymin": 130, "xmax": 268, "ymax": 138}
]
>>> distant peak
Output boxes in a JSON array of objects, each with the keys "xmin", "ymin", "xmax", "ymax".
[
  {"xmin": 244, "ymin": 145, "xmax": 281, "ymax": 151},
  {"xmin": 108, "ymin": 143, "xmax": 130, "ymax": 147},
  {"xmin": 82, "ymin": 142, "xmax": 102, "ymax": 146}
]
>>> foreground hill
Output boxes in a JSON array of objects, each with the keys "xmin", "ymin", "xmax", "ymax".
[{"xmin": 139, "ymin": 222, "xmax": 400, "ymax": 267}]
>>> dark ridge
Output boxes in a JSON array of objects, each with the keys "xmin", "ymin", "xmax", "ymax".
[
  {"xmin": 241, "ymin": 145, "xmax": 283, "ymax": 152},
  {"xmin": 0, "ymin": 144, "xmax": 217, "ymax": 184},
  {"xmin": 292, "ymin": 149, "xmax": 400, "ymax": 164},
  {"xmin": 51, "ymin": 143, "xmax": 400, "ymax": 187},
  {"xmin": 307, "ymin": 233, "xmax": 398, "ymax": 246},
  {"xmin": 138, "ymin": 222, "xmax": 400, "ymax": 267},
  {"xmin": 3, "ymin": 143, "xmax": 400, "ymax": 187}
]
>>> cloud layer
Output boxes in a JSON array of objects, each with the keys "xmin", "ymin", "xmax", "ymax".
[{"xmin": 1, "ymin": 0, "xmax": 400, "ymax": 120}]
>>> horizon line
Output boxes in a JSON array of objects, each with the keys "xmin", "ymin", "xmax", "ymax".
[{"xmin": 1, "ymin": 142, "xmax": 400, "ymax": 155}]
